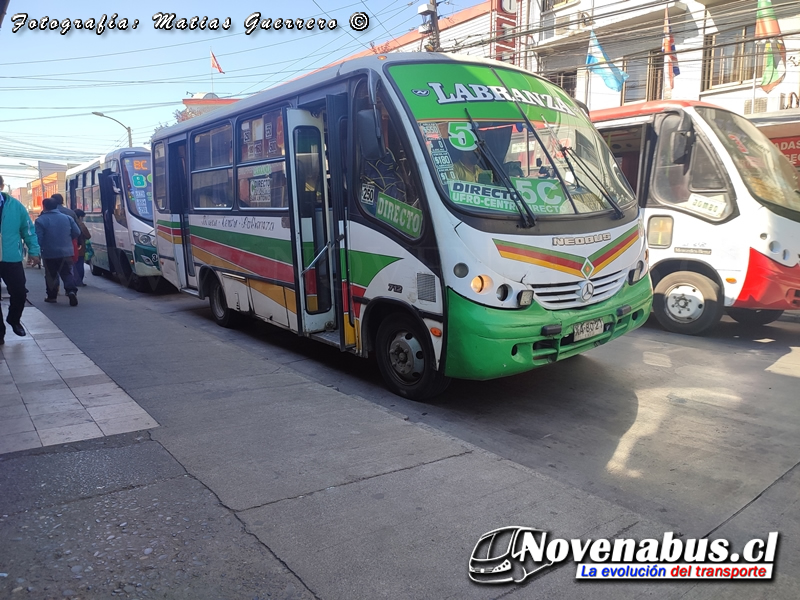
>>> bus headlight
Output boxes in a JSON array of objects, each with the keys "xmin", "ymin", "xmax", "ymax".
[
  {"xmin": 471, "ymin": 275, "xmax": 493, "ymax": 293},
  {"xmin": 133, "ymin": 231, "xmax": 154, "ymax": 246}
]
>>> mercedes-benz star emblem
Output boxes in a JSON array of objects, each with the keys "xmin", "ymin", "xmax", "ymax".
[{"xmin": 579, "ymin": 281, "xmax": 594, "ymax": 303}]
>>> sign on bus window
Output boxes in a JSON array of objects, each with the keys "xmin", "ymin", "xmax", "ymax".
[{"xmin": 240, "ymin": 111, "xmax": 284, "ymax": 163}]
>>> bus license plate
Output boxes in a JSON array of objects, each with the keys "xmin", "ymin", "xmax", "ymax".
[{"xmin": 573, "ymin": 318, "xmax": 604, "ymax": 342}]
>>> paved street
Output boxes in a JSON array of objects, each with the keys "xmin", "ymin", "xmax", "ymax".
[{"xmin": 1, "ymin": 267, "xmax": 798, "ymax": 599}]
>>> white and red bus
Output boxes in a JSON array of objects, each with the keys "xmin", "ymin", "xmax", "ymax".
[{"xmin": 592, "ymin": 100, "xmax": 800, "ymax": 334}]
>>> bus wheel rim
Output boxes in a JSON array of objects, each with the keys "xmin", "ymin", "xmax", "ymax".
[
  {"xmin": 665, "ymin": 284, "xmax": 705, "ymax": 322},
  {"xmin": 387, "ymin": 330, "xmax": 424, "ymax": 383}
]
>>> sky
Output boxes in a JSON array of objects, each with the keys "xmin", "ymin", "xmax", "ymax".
[{"xmin": 1, "ymin": 0, "xmax": 482, "ymax": 192}]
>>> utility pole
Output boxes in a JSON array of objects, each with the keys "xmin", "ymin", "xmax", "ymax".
[{"xmin": 418, "ymin": 1, "xmax": 441, "ymax": 52}]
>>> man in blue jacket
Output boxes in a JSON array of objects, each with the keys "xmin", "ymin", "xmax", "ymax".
[
  {"xmin": 35, "ymin": 197, "xmax": 80, "ymax": 306},
  {"xmin": 0, "ymin": 176, "xmax": 41, "ymax": 344}
]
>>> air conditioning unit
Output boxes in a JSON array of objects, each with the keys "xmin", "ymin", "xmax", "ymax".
[
  {"xmin": 555, "ymin": 15, "xmax": 570, "ymax": 35},
  {"xmin": 744, "ymin": 98, "xmax": 768, "ymax": 115}
]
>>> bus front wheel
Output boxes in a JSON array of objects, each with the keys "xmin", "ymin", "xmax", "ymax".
[
  {"xmin": 375, "ymin": 313, "xmax": 450, "ymax": 401},
  {"xmin": 727, "ymin": 308, "xmax": 784, "ymax": 326},
  {"xmin": 653, "ymin": 271, "xmax": 723, "ymax": 335},
  {"xmin": 208, "ymin": 277, "xmax": 238, "ymax": 328}
]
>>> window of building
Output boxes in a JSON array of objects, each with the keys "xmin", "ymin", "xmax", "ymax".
[
  {"xmin": 546, "ymin": 70, "xmax": 577, "ymax": 98},
  {"xmin": 702, "ymin": 25, "xmax": 763, "ymax": 91},
  {"xmin": 623, "ymin": 50, "xmax": 663, "ymax": 104},
  {"xmin": 191, "ymin": 123, "xmax": 234, "ymax": 209}
]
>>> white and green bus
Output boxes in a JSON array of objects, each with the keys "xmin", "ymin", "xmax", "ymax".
[
  {"xmin": 151, "ymin": 54, "xmax": 652, "ymax": 399},
  {"xmin": 66, "ymin": 148, "xmax": 160, "ymax": 291}
]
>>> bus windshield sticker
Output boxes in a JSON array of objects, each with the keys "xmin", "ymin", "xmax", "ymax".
[
  {"xmin": 388, "ymin": 63, "xmax": 584, "ymax": 126},
  {"xmin": 374, "ymin": 192, "xmax": 423, "ymax": 237},
  {"xmin": 686, "ymin": 193, "xmax": 727, "ymax": 218},
  {"xmin": 449, "ymin": 178, "xmax": 570, "ymax": 215},
  {"xmin": 360, "ymin": 183, "xmax": 376, "ymax": 206}
]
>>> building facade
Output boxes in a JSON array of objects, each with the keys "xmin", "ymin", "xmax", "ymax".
[{"xmin": 339, "ymin": 0, "xmax": 799, "ymax": 116}]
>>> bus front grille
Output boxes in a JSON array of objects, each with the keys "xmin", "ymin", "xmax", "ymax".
[{"xmin": 529, "ymin": 269, "xmax": 627, "ymax": 310}]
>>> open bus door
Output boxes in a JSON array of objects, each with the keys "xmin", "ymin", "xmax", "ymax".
[
  {"xmin": 285, "ymin": 108, "xmax": 337, "ymax": 335},
  {"xmin": 97, "ymin": 170, "xmax": 120, "ymax": 272},
  {"xmin": 168, "ymin": 136, "xmax": 197, "ymax": 290}
]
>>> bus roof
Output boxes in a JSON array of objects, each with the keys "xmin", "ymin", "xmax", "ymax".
[
  {"xmin": 151, "ymin": 52, "xmax": 554, "ymax": 141},
  {"xmin": 590, "ymin": 100, "xmax": 722, "ymax": 123}
]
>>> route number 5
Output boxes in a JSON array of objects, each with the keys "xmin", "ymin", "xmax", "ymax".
[{"xmin": 448, "ymin": 122, "xmax": 477, "ymax": 151}]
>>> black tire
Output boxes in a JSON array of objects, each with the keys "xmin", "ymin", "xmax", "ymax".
[
  {"xmin": 90, "ymin": 262, "xmax": 103, "ymax": 276},
  {"xmin": 208, "ymin": 276, "xmax": 238, "ymax": 328},
  {"xmin": 113, "ymin": 251, "xmax": 139, "ymax": 289},
  {"xmin": 375, "ymin": 313, "xmax": 450, "ymax": 401},
  {"xmin": 653, "ymin": 271, "xmax": 724, "ymax": 335},
  {"xmin": 727, "ymin": 308, "xmax": 784, "ymax": 326}
]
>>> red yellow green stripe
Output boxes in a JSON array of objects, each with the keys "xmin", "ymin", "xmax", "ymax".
[
  {"xmin": 494, "ymin": 239, "xmax": 585, "ymax": 278},
  {"xmin": 589, "ymin": 225, "xmax": 639, "ymax": 273}
]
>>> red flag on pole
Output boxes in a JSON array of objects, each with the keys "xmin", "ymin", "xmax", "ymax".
[
  {"xmin": 662, "ymin": 8, "xmax": 680, "ymax": 90},
  {"xmin": 210, "ymin": 51, "xmax": 224, "ymax": 74}
]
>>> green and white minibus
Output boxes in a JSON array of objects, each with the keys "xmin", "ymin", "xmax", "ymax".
[
  {"xmin": 66, "ymin": 148, "xmax": 160, "ymax": 291},
  {"xmin": 151, "ymin": 53, "xmax": 652, "ymax": 399}
]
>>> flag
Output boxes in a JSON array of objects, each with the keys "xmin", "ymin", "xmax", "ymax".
[
  {"xmin": 586, "ymin": 30, "xmax": 629, "ymax": 92},
  {"xmin": 210, "ymin": 50, "xmax": 224, "ymax": 74},
  {"xmin": 756, "ymin": 0, "xmax": 786, "ymax": 94},
  {"xmin": 662, "ymin": 8, "xmax": 680, "ymax": 89}
]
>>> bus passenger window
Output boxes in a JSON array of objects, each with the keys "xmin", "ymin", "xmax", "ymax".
[
  {"xmin": 355, "ymin": 84, "xmax": 423, "ymax": 239},
  {"xmin": 191, "ymin": 123, "xmax": 234, "ymax": 209}
]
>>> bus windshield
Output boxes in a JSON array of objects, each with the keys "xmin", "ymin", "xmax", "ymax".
[
  {"xmin": 696, "ymin": 107, "xmax": 800, "ymax": 216},
  {"xmin": 122, "ymin": 156, "xmax": 154, "ymax": 222},
  {"xmin": 388, "ymin": 63, "xmax": 635, "ymax": 218}
]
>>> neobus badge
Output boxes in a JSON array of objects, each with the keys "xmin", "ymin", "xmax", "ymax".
[{"xmin": 552, "ymin": 233, "xmax": 611, "ymax": 246}]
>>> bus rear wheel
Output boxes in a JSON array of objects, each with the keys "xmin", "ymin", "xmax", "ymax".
[
  {"xmin": 727, "ymin": 308, "xmax": 784, "ymax": 326},
  {"xmin": 208, "ymin": 276, "xmax": 238, "ymax": 328},
  {"xmin": 653, "ymin": 271, "xmax": 723, "ymax": 335},
  {"xmin": 375, "ymin": 313, "xmax": 450, "ymax": 401},
  {"xmin": 90, "ymin": 261, "xmax": 103, "ymax": 276}
]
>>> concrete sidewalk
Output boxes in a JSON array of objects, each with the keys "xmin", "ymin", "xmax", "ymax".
[
  {"xmin": 0, "ymin": 302, "xmax": 158, "ymax": 454},
  {"xmin": 0, "ymin": 269, "xmax": 786, "ymax": 599}
]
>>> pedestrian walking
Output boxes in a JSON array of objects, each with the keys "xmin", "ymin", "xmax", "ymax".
[
  {"xmin": 50, "ymin": 193, "xmax": 78, "ymax": 294},
  {"xmin": 35, "ymin": 197, "xmax": 80, "ymax": 306},
  {"xmin": 0, "ymin": 175, "xmax": 42, "ymax": 344},
  {"xmin": 74, "ymin": 209, "xmax": 91, "ymax": 286}
]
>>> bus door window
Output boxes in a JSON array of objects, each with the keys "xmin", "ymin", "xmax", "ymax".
[
  {"xmin": 603, "ymin": 126, "xmax": 644, "ymax": 198},
  {"xmin": 113, "ymin": 192, "xmax": 128, "ymax": 227},
  {"xmin": 191, "ymin": 124, "xmax": 234, "ymax": 209},
  {"xmin": 651, "ymin": 113, "xmax": 733, "ymax": 221},
  {"xmin": 355, "ymin": 83, "xmax": 424, "ymax": 239},
  {"xmin": 92, "ymin": 169, "xmax": 102, "ymax": 213},
  {"xmin": 294, "ymin": 126, "xmax": 332, "ymax": 314}
]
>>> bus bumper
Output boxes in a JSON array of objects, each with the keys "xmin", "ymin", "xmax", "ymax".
[
  {"xmin": 443, "ymin": 276, "xmax": 653, "ymax": 381},
  {"xmin": 732, "ymin": 248, "xmax": 800, "ymax": 310}
]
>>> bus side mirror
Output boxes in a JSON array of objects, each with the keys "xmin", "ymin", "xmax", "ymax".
[
  {"xmin": 357, "ymin": 109, "xmax": 385, "ymax": 161},
  {"xmin": 670, "ymin": 131, "xmax": 694, "ymax": 164},
  {"xmin": 670, "ymin": 111, "xmax": 694, "ymax": 164}
]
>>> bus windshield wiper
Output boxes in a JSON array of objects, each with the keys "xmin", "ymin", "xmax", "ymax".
[
  {"xmin": 538, "ymin": 114, "xmax": 625, "ymax": 219},
  {"xmin": 489, "ymin": 67, "xmax": 578, "ymax": 215},
  {"xmin": 464, "ymin": 108, "xmax": 536, "ymax": 228}
]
